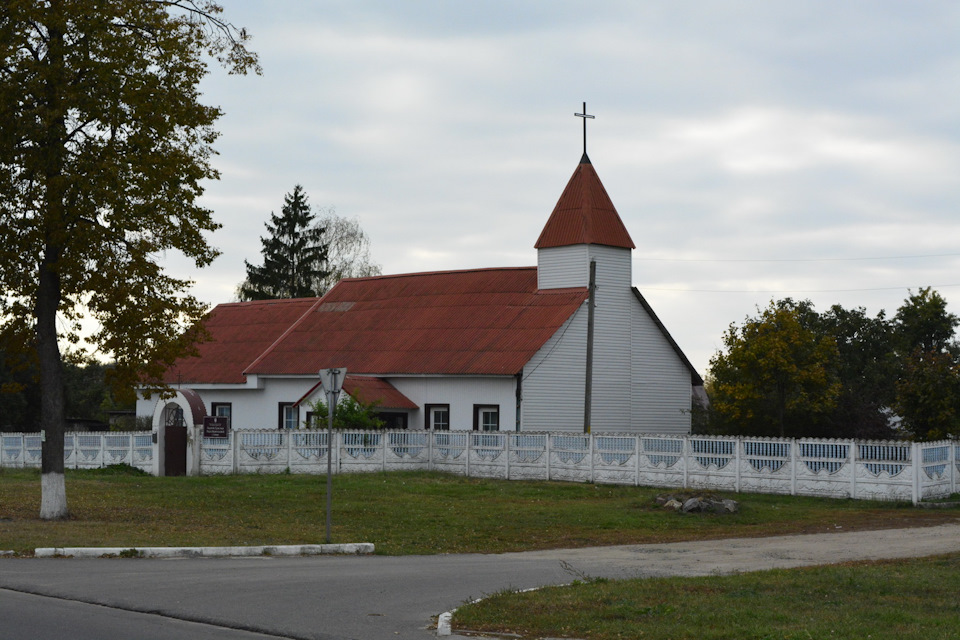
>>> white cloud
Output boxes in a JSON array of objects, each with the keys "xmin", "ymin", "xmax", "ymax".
[{"xmin": 167, "ymin": 0, "xmax": 960, "ymax": 377}]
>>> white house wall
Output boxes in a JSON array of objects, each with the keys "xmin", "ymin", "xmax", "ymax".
[
  {"xmin": 388, "ymin": 376, "xmax": 517, "ymax": 431},
  {"xmin": 521, "ymin": 308, "xmax": 588, "ymax": 431},
  {"xmin": 630, "ymin": 294, "xmax": 693, "ymax": 433},
  {"xmin": 137, "ymin": 378, "xmax": 321, "ymax": 430}
]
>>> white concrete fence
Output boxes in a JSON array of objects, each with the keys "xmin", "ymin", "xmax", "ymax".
[{"xmin": 2, "ymin": 430, "xmax": 958, "ymax": 504}]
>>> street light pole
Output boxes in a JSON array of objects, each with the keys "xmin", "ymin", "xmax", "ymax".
[{"xmin": 320, "ymin": 367, "xmax": 346, "ymax": 544}]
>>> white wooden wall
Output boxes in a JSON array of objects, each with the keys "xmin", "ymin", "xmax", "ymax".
[{"xmin": 630, "ymin": 295, "xmax": 693, "ymax": 434}]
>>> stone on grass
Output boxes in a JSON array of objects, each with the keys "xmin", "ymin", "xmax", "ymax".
[{"xmin": 657, "ymin": 493, "xmax": 740, "ymax": 515}]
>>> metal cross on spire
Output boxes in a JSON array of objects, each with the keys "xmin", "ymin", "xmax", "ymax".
[{"xmin": 574, "ymin": 102, "xmax": 595, "ymax": 156}]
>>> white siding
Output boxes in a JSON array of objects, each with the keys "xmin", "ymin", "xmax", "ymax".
[
  {"xmin": 538, "ymin": 245, "xmax": 589, "ymax": 289},
  {"xmin": 522, "ymin": 308, "xmax": 588, "ymax": 431},
  {"xmin": 586, "ymin": 246, "xmax": 633, "ymax": 431},
  {"xmin": 630, "ymin": 296, "xmax": 693, "ymax": 433},
  {"xmin": 528, "ymin": 244, "xmax": 637, "ymax": 432},
  {"xmin": 389, "ymin": 376, "xmax": 516, "ymax": 431},
  {"xmin": 529, "ymin": 243, "xmax": 694, "ymax": 434}
]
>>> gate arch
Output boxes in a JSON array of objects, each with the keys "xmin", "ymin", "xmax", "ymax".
[{"xmin": 152, "ymin": 389, "xmax": 207, "ymax": 476}]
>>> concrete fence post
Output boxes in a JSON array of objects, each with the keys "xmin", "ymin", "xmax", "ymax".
[
  {"xmin": 912, "ymin": 441, "xmax": 921, "ymax": 505},
  {"xmin": 545, "ymin": 433, "xmax": 551, "ymax": 481},
  {"xmin": 734, "ymin": 437, "xmax": 741, "ymax": 493},
  {"xmin": 634, "ymin": 434, "xmax": 640, "ymax": 487},
  {"xmin": 850, "ymin": 440, "xmax": 857, "ymax": 500},
  {"xmin": 790, "ymin": 439, "xmax": 797, "ymax": 496},
  {"xmin": 500, "ymin": 433, "xmax": 506, "ymax": 480}
]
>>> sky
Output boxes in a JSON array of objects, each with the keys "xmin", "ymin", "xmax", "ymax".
[{"xmin": 171, "ymin": 0, "xmax": 960, "ymax": 377}]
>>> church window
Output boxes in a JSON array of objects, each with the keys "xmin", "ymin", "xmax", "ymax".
[
  {"xmin": 426, "ymin": 404, "xmax": 450, "ymax": 430},
  {"xmin": 278, "ymin": 403, "xmax": 298, "ymax": 429},
  {"xmin": 473, "ymin": 405, "xmax": 499, "ymax": 431}
]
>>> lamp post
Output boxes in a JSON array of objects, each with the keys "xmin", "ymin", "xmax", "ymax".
[{"xmin": 320, "ymin": 367, "xmax": 346, "ymax": 544}]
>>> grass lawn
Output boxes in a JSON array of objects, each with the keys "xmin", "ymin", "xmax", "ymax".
[
  {"xmin": 1, "ymin": 466, "xmax": 956, "ymax": 556},
  {"xmin": 453, "ymin": 553, "xmax": 960, "ymax": 640}
]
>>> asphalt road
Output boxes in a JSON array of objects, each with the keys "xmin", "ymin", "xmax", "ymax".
[{"xmin": 2, "ymin": 523, "xmax": 960, "ymax": 640}]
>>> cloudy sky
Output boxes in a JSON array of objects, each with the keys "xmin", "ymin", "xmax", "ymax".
[{"xmin": 176, "ymin": 1, "xmax": 960, "ymax": 376}]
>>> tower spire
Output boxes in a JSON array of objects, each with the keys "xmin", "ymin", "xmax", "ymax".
[{"xmin": 574, "ymin": 102, "xmax": 594, "ymax": 159}]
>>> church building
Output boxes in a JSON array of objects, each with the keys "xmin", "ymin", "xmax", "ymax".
[{"xmin": 137, "ymin": 149, "xmax": 703, "ymax": 435}]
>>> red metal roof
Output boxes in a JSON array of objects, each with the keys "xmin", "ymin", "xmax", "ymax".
[
  {"xmin": 293, "ymin": 376, "xmax": 418, "ymax": 410},
  {"xmin": 247, "ymin": 267, "xmax": 588, "ymax": 377},
  {"xmin": 162, "ymin": 298, "xmax": 319, "ymax": 384},
  {"xmin": 343, "ymin": 376, "xmax": 419, "ymax": 410},
  {"xmin": 534, "ymin": 155, "xmax": 635, "ymax": 250}
]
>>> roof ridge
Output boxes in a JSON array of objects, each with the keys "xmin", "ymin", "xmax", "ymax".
[
  {"xmin": 340, "ymin": 265, "xmax": 537, "ymax": 283},
  {"xmin": 215, "ymin": 297, "xmax": 322, "ymax": 309},
  {"xmin": 243, "ymin": 297, "xmax": 326, "ymax": 375}
]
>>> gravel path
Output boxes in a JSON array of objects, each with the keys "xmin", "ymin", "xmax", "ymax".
[{"xmin": 498, "ymin": 521, "xmax": 960, "ymax": 580}]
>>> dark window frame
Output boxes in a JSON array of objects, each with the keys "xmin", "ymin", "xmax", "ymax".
[
  {"xmin": 473, "ymin": 404, "xmax": 500, "ymax": 432},
  {"xmin": 378, "ymin": 412, "xmax": 409, "ymax": 430},
  {"xmin": 278, "ymin": 402, "xmax": 298, "ymax": 430},
  {"xmin": 211, "ymin": 402, "xmax": 232, "ymax": 419},
  {"xmin": 424, "ymin": 404, "xmax": 451, "ymax": 430}
]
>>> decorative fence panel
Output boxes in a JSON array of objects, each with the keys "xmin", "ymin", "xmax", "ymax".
[
  {"xmin": 510, "ymin": 434, "xmax": 548, "ymax": 481},
  {"xmin": 549, "ymin": 434, "xmax": 591, "ymax": 483},
  {"xmin": 739, "ymin": 439, "xmax": 793, "ymax": 495},
  {"xmin": 201, "ymin": 436, "xmax": 233, "ymax": 474},
  {"xmin": 856, "ymin": 442, "xmax": 915, "ymax": 502},
  {"xmin": 431, "ymin": 431, "xmax": 468, "ymax": 476},
  {"xmin": 1, "ymin": 432, "xmax": 153, "ymax": 472},
  {"xmin": 593, "ymin": 435, "xmax": 636, "ymax": 486},
  {"xmin": 238, "ymin": 431, "xmax": 289, "ymax": 473},
  {"xmin": 638, "ymin": 436, "xmax": 686, "ymax": 488},
  {"xmin": 290, "ymin": 430, "xmax": 328, "ymax": 475},
  {"xmin": 469, "ymin": 433, "xmax": 507, "ymax": 479},
  {"xmin": 794, "ymin": 440, "xmax": 854, "ymax": 499},
  {"xmin": 3, "ymin": 430, "xmax": 957, "ymax": 503},
  {"xmin": 686, "ymin": 437, "xmax": 738, "ymax": 492}
]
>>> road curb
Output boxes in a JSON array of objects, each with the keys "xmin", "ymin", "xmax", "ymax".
[{"xmin": 33, "ymin": 543, "xmax": 374, "ymax": 558}]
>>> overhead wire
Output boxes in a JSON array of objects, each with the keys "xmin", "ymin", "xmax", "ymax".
[
  {"xmin": 636, "ymin": 252, "xmax": 960, "ymax": 263},
  {"xmin": 635, "ymin": 251, "xmax": 960, "ymax": 294}
]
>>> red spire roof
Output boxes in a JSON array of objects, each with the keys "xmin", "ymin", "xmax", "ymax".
[{"xmin": 535, "ymin": 154, "xmax": 635, "ymax": 250}]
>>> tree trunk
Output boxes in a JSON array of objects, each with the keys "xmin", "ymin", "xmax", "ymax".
[
  {"xmin": 38, "ymin": 3, "xmax": 69, "ymax": 520},
  {"xmin": 38, "ymin": 244, "xmax": 68, "ymax": 520}
]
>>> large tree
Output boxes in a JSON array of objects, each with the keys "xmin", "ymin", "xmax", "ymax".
[
  {"xmin": 238, "ymin": 185, "xmax": 329, "ymax": 300},
  {"xmin": 892, "ymin": 288, "xmax": 960, "ymax": 440},
  {"xmin": 707, "ymin": 301, "xmax": 841, "ymax": 438},
  {"xmin": 892, "ymin": 287, "xmax": 959, "ymax": 356},
  {"xmin": 706, "ymin": 290, "xmax": 960, "ymax": 440},
  {"xmin": 0, "ymin": 1, "xmax": 258, "ymax": 518},
  {"xmin": 311, "ymin": 208, "xmax": 381, "ymax": 295},
  {"xmin": 815, "ymin": 304, "xmax": 898, "ymax": 439}
]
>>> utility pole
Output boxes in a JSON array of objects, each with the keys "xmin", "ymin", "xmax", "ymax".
[{"xmin": 583, "ymin": 260, "xmax": 596, "ymax": 434}]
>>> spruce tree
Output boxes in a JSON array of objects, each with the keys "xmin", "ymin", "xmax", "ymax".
[{"xmin": 240, "ymin": 186, "xmax": 329, "ymax": 300}]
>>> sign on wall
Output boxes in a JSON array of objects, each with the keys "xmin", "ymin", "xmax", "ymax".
[{"xmin": 202, "ymin": 416, "xmax": 230, "ymax": 438}]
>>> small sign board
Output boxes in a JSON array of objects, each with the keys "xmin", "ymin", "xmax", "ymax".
[{"xmin": 203, "ymin": 416, "xmax": 230, "ymax": 438}]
